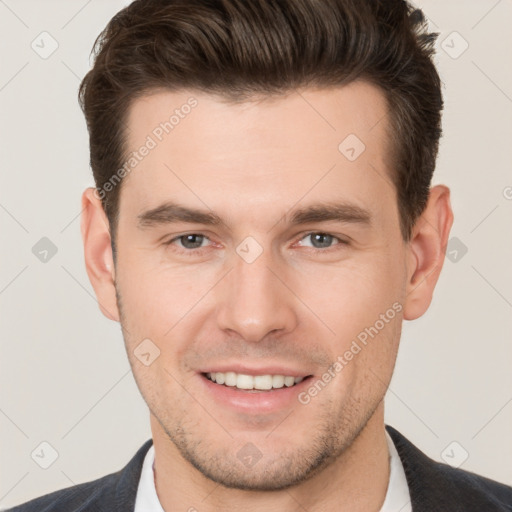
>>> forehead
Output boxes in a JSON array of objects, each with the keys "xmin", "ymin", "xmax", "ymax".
[
  {"xmin": 120, "ymin": 82, "xmax": 396, "ymax": 232},
  {"xmin": 125, "ymin": 81, "xmax": 390, "ymax": 156}
]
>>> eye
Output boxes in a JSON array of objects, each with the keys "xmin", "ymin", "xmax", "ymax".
[
  {"xmin": 163, "ymin": 231, "xmax": 348, "ymax": 257},
  {"xmin": 297, "ymin": 232, "xmax": 347, "ymax": 252},
  {"xmin": 164, "ymin": 233, "xmax": 211, "ymax": 252}
]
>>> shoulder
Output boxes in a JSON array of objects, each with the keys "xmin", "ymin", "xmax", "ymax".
[
  {"xmin": 386, "ymin": 425, "xmax": 512, "ymax": 511},
  {"xmin": 4, "ymin": 439, "xmax": 153, "ymax": 512}
]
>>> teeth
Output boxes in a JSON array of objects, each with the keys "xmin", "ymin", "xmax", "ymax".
[
  {"xmin": 254, "ymin": 375, "xmax": 273, "ymax": 390},
  {"xmin": 237, "ymin": 374, "xmax": 254, "ymax": 389},
  {"xmin": 272, "ymin": 375, "xmax": 284, "ymax": 388},
  {"xmin": 206, "ymin": 372, "xmax": 306, "ymax": 390},
  {"xmin": 284, "ymin": 376, "xmax": 295, "ymax": 387},
  {"xmin": 225, "ymin": 371, "xmax": 237, "ymax": 387}
]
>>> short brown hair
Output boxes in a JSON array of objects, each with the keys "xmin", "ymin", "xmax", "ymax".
[{"xmin": 78, "ymin": 0, "xmax": 443, "ymax": 257}]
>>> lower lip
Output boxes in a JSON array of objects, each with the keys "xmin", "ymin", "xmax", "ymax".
[{"xmin": 199, "ymin": 374, "xmax": 312, "ymax": 414}]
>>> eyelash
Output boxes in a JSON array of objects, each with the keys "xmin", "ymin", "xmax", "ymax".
[{"xmin": 163, "ymin": 232, "xmax": 349, "ymax": 256}]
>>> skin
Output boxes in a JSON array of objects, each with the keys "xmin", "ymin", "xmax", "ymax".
[{"xmin": 81, "ymin": 81, "xmax": 453, "ymax": 511}]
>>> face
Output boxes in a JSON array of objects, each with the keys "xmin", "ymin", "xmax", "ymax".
[{"xmin": 111, "ymin": 82, "xmax": 409, "ymax": 490}]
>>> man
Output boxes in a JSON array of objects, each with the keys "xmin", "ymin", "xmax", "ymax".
[{"xmin": 6, "ymin": 0, "xmax": 512, "ymax": 510}]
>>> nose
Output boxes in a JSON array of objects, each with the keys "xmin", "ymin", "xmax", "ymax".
[{"xmin": 216, "ymin": 246, "xmax": 299, "ymax": 343}]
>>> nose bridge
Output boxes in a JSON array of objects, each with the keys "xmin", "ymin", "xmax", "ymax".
[{"xmin": 216, "ymin": 241, "xmax": 298, "ymax": 342}]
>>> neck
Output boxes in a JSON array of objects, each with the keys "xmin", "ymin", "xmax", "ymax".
[{"xmin": 150, "ymin": 403, "xmax": 390, "ymax": 512}]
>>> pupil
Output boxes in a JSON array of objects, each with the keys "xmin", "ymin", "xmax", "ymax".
[
  {"xmin": 182, "ymin": 234, "xmax": 203, "ymax": 249},
  {"xmin": 312, "ymin": 233, "xmax": 332, "ymax": 248}
]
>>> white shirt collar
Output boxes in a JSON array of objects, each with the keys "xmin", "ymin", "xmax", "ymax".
[
  {"xmin": 134, "ymin": 443, "xmax": 164, "ymax": 512},
  {"xmin": 380, "ymin": 430, "xmax": 412, "ymax": 512},
  {"xmin": 134, "ymin": 431, "xmax": 411, "ymax": 512}
]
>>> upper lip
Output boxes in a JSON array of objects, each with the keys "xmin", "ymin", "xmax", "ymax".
[{"xmin": 198, "ymin": 363, "xmax": 312, "ymax": 378}]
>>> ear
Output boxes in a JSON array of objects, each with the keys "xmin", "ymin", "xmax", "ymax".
[
  {"xmin": 403, "ymin": 184, "xmax": 454, "ymax": 321},
  {"xmin": 80, "ymin": 187, "xmax": 120, "ymax": 322}
]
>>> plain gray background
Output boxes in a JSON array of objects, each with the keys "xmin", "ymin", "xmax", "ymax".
[{"xmin": 1, "ymin": 0, "xmax": 511, "ymax": 508}]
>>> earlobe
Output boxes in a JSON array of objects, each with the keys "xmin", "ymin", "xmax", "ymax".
[
  {"xmin": 403, "ymin": 185, "xmax": 454, "ymax": 321},
  {"xmin": 80, "ymin": 187, "xmax": 120, "ymax": 322}
]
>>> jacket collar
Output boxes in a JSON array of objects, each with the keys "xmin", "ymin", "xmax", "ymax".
[{"xmin": 385, "ymin": 424, "xmax": 511, "ymax": 511}]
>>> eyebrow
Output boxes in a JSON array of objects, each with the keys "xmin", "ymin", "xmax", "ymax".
[{"xmin": 137, "ymin": 201, "xmax": 372, "ymax": 230}]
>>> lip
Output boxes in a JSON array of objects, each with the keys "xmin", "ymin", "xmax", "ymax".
[
  {"xmin": 198, "ymin": 372, "xmax": 313, "ymax": 415},
  {"xmin": 197, "ymin": 363, "xmax": 311, "ymax": 378}
]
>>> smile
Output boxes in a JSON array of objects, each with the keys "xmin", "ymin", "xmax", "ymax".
[{"xmin": 204, "ymin": 372, "xmax": 307, "ymax": 391}]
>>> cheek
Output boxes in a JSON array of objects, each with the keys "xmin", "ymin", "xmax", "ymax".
[
  {"xmin": 291, "ymin": 251, "xmax": 405, "ymax": 398},
  {"xmin": 116, "ymin": 251, "xmax": 214, "ymax": 335},
  {"xmin": 296, "ymin": 253, "xmax": 404, "ymax": 338},
  {"xmin": 319, "ymin": 303, "xmax": 402, "ymax": 412}
]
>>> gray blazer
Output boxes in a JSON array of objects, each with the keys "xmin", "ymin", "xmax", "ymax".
[{"xmin": 5, "ymin": 425, "xmax": 512, "ymax": 511}]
